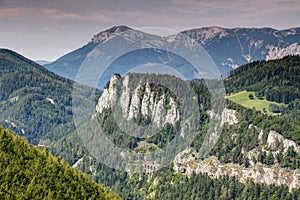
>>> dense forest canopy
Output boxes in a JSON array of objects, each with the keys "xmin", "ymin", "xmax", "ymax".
[
  {"xmin": 52, "ymin": 62, "xmax": 300, "ymax": 199},
  {"xmin": 0, "ymin": 126, "xmax": 120, "ymax": 199},
  {"xmin": 0, "ymin": 49, "xmax": 100, "ymax": 144},
  {"xmin": 225, "ymin": 56, "xmax": 300, "ymax": 104}
]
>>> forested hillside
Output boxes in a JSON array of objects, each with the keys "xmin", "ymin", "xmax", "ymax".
[
  {"xmin": 0, "ymin": 49, "xmax": 99, "ymax": 144},
  {"xmin": 51, "ymin": 70, "xmax": 300, "ymax": 199},
  {"xmin": 0, "ymin": 126, "xmax": 120, "ymax": 199},
  {"xmin": 222, "ymin": 56, "xmax": 300, "ymax": 167},
  {"xmin": 1, "ymin": 49, "xmax": 299, "ymax": 199},
  {"xmin": 225, "ymin": 55, "xmax": 300, "ymax": 104},
  {"xmin": 53, "ymin": 136, "xmax": 300, "ymax": 200},
  {"xmin": 53, "ymin": 100, "xmax": 300, "ymax": 199}
]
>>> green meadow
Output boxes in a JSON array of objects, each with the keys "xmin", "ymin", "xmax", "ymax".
[{"xmin": 226, "ymin": 91, "xmax": 284, "ymax": 114}]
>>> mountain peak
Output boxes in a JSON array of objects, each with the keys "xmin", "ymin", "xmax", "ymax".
[
  {"xmin": 106, "ymin": 25, "xmax": 132, "ymax": 33},
  {"xmin": 181, "ymin": 26, "xmax": 230, "ymax": 45},
  {"xmin": 184, "ymin": 26, "xmax": 227, "ymax": 33},
  {"xmin": 91, "ymin": 25, "xmax": 132, "ymax": 43}
]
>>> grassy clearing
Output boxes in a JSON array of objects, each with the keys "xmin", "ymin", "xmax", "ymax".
[{"xmin": 226, "ymin": 91, "xmax": 284, "ymax": 114}]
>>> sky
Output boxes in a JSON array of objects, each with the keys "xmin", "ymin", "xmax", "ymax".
[{"xmin": 0, "ymin": 0, "xmax": 299, "ymax": 61}]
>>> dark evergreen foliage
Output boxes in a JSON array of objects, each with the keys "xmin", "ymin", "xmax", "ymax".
[
  {"xmin": 0, "ymin": 49, "xmax": 100, "ymax": 144},
  {"xmin": 225, "ymin": 56, "xmax": 300, "ymax": 104},
  {"xmin": 0, "ymin": 126, "xmax": 120, "ymax": 200}
]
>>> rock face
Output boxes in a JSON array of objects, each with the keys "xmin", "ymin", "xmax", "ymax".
[
  {"xmin": 267, "ymin": 130, "xmax": 300, "ymax": 154},
  {"xmin": 250, "ymin": 129, "xmax": 300, "ymax": 164},
  {"xmin": 266, "ymin": 43, "xmax": 300, "ymax": 61},
  {"xmin": 173, "ymin": 149, "xmax": 300, "ymax": 190},
  {"xmin": 91, "ymin": 25, "xmax": 132, "ymax": 43},
  {"xmin": 173, "ymin": 125, "xmax": 300, "ymax": 190},
  {"xmin": 96, "ymin": 74, "xmax": 120, "ymax": 111},
  {"xmin": 96, "ymin": 74, "xmax": 180, "ymax": 127},
  {"xmin": 221, "ymin": 108, "xmax": 239, "ymax": 125},
  {"xmin": 208, "ymin": 108, "xmax": 239, "ymax": 126}
]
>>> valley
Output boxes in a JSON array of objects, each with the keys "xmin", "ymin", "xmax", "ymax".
[
  {"xmin": 52, "ymin": 56, "xmax": 299, "ymax": 199},
  {"xmin": 0, "ymin": 26, "xmax": 300, "ymax": 200},
  {"xmin": 1, "ymin": 0, "xmax": 300, "ymax": 198}
]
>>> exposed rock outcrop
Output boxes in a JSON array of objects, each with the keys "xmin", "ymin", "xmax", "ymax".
[
  {"xmin": 267, "ymin": 130, "xmax": 300, "ymax": 154},
  {"xmin": 208, "ymin": 108, "xmax": 239, "ymax": 126},
  {"xmin": 91, "ymin": 25, "xmax": 132, "ymax": 43},
  {"xmin": 96, "ymin": 74, "xmax": 180, "ymax": 127},
  {"xmin": 173, "ymin": 149, "xmax": 300, "ymax": 190},
  {"xmin": 266, "ymin": 43, "xmax": 300, "ymax": 61}
]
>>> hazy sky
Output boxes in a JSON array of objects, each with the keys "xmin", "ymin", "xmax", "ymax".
[{"xmin": 0, "ymin": 0, "xmax": 299, "ymax": 61}]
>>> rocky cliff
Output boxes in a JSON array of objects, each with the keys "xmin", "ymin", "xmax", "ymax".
[
  {"xmin": 173, "ymin": 113, "xmax": 300, "ymax": 190},
  {"xmin": 96, "ymin": 74, "xmax": 180, "ymax": 127},
  {"xmin": 173, "ymin": 148, "xmax": 300, "ymax": 190}
]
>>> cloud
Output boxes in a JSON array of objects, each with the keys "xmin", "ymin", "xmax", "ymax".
[
  {"xmin": 0, "ymin": 7, "xmax": 82, "ymax": 21},
  {"xmin": 0, "ymin": 7, "xmax": 32, "ymax": 14},
  {"xmin": 1, "ymin": 0, "xmax": 299, "ymax": 28},
  {"xmin": 41, "ymin": 9, "xmax": 82, "ymax": 20},
  {"xmin": 0, "ymin": 0, "xmax": 299, "ymax": 60}
]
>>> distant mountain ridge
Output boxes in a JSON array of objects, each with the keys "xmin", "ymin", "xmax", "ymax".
[
  {"xmin": 91, "ymin": 25, "xmax": 133, "ymax": 43},
  {"xmin": 44, "ymin": 26, "xmax": 134, "ymax": 81},
  {"xmin": 35, "ymin": 60, "xmax": 51, "ymax": 65},
  {"xmin": 182, "ymin": 26, "xmax": 300, "ymax": 70},
  {"xmin": 45, "ymin": 25, "xmax": 300, "ymax": 84}
]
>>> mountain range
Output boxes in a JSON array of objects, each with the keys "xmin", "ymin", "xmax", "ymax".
[
  {"xmin": 35, "ymin": 60, "xmax": 51, "ymax": 65},
  {"xmin": 1, "ymin": 25, "xmax": 300, "ymax": 199},
  {"xmin": 45, "ymin": 25, "xmax": 300, "ymax": 86}
]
